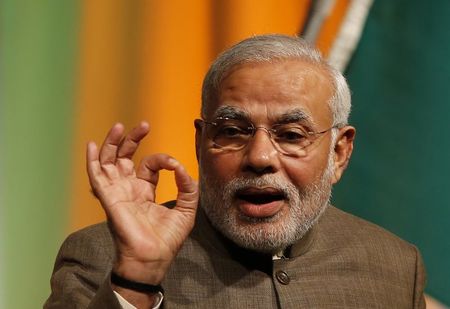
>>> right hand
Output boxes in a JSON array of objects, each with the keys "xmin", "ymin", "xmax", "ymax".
[{"xmin": 86, "ymin": 122, "xmax": 199, "ymax": 285}]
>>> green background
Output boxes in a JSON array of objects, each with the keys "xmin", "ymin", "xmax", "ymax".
[
  {"xmin": 334, "ymin": 0, "xmax": 450, "ymax": 305},
  {"xmin": 0, "ymin": 1, "xmax": 79, "ymax": 308}
]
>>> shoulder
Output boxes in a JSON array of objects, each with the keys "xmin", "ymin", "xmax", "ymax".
[
  {"xmin": 311, "ymin": 207, "xmax": 425, "ymax": 306},
  {"xmin": 56, "ymin": 222, "xmax": 115, "ymax": 269},
  {"xmin": 45, "ymin": 223, "xmax": 116, "ymax": 307},
  {"xmin": 319, "ymin": 206, "xmax": 415, "ymax": 248},
  {"xmin": 64, "ymin": 222, "xmax": 113, "ymax": 244},
  {"xmin": 316, "ymin": 206, "xmax": 421, "ymax": 271}
]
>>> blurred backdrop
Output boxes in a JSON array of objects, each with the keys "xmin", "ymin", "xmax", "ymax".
[{"xmin": 0, "ymin": 0, "xmax": 449, "ymax": 307}]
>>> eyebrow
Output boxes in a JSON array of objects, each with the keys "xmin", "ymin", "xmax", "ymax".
[
  {"xmin": 275, "ymin": 109, "xmax": 315, "ymax": 126},
  {"xmin": 213, "ymin": 106, "xmax": 250, "ymax": 120},
  {"xmin": 212, "ymin": 106, "xmax": 316, "ymax": 127}
]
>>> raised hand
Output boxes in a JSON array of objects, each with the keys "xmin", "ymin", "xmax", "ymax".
[{"xmin": 86, "ymin": 122, "xmax": 199, "ymax": 285}]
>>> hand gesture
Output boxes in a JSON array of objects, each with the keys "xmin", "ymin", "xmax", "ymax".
[{"xmin": 86, "ymin": 122, "xmax": 199, "ymax": 285}]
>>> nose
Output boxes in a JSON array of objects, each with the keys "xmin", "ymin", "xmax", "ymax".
[{"xmin": 242, "ymin": 128, "xmax": 280, "ymax": 175}]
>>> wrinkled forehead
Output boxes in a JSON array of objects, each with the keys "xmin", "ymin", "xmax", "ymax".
[{"xmin": 204, "ymin": 60, "xmax": 334, "ymax": 127}]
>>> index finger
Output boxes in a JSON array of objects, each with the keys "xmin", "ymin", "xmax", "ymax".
[{"xmin": 136, "ymin": 155, "xmax": 199, "ymax": 211}]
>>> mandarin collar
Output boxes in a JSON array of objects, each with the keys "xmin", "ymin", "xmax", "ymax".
[{"xmin": 192, "ymin": 206, "xmax": 318, "ymax": 263}]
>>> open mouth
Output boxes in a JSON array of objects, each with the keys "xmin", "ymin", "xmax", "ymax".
[{"xmin": 236, "ymin": 187, "xmax": 286, "ymax": 205}]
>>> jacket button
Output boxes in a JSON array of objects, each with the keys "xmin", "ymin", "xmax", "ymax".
[{"xmin": 275, "ymin": 270, "xmax": 290, "ymax": 285}]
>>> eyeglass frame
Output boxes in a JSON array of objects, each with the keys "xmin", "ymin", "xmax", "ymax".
[{"xmin": 195, "ymin": 117, "xmax": 340, "ymax": 157}]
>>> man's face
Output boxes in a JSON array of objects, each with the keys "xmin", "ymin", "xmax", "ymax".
[{"xmin": 196, "ymin": 59, "xmax": 338, "ymax": 253}]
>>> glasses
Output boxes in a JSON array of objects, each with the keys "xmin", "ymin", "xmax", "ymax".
[{"xmin": 197, "ymin": 117, "xmax": 337, "ymax": 157}]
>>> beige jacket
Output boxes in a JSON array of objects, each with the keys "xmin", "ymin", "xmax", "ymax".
[{"xmin": 45, "ymin": 205, "xmax": 426, "ymax": 308}]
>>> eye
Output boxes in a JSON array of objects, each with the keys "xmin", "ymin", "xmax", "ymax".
[
  {"xmin": 214, "ymin": 120, "xmax": 251, "ymax": 139},
  {"xmin": 217, "ymin": 125, "xmax": 246, "ymax": 137},
  {"xmin": 274, "ymin": 125, "xmax": 309, "ymax": 144}
]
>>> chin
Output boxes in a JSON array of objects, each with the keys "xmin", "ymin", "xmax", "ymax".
[
  {"xmin": 205, "ymin": 205, "xmax": 316, "ymax": 254},
  {"xmin": 199, "ymin": 164, "xmax": 333, "ymax": 253}
]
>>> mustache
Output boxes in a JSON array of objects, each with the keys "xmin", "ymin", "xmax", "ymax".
[{"xmin": 221, "ymin": 175, "xmax": 299, "ymax": 201}]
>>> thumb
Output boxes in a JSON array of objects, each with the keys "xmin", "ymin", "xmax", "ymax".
[{"xmin": 171, "ymin": 160, "xmax": 199, "ymax": 214}]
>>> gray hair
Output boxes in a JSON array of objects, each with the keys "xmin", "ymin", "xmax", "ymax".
[{"xmin": 201, "ymin": 34, "xmax": 351, "ymax": 126}]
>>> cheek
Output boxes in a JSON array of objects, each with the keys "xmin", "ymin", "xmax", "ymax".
[
  {"xmin": 282, "ymin": 150, "xmax": 331, "ymax": 187},
  {"xmin": 200, "ymin": 150, "xmax": 242, "ymax": 181},
  {"xmin": 282, "ymin": 160, "xmax": 318, "ymax": 187}
]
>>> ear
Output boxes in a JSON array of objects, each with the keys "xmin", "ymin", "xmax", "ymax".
[
  {"xmin": 331, "ymin": 126, "xmax": 356, "ymax": 184},
  {"xmin": 194, "ymin": 119, "xmax": 203, "ymax": 162}
]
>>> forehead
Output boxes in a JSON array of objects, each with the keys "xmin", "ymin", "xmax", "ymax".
[{"xmin": 208, "ymin": 59, "xmax": 334, "ymax": 127}]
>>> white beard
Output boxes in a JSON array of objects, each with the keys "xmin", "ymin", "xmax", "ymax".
[{"xmin": 199, "ymin": 150, "xmax": 335, "ymax": 254}]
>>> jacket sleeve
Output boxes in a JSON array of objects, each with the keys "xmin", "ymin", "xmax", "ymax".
[
  {"xmin": 413, "ymin": 246, "xmax": 426, "ymax": 309},
  {"xmin": 44, "ymin": 223, "xmax": 122, "ymax": 309}
]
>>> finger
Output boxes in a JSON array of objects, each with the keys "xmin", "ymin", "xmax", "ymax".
[
  {"xmin": 116, "ymin": 159, "xmax": 136, "ymax": 178},
  {"xmin": 173, "ymin": 163, "xmax": 199, "ymax": 213},
  {"xmin": 86, "ymin": 141, "xmax": 100, "ymax": 180},
  {"xmin": 136, "ymin": 153, "xmax": 182, "ymax": 201},
  {"xmin": 86, "ymin": 141, "xmax": 109, "ymax": 191},
  {"xmin": 136, "ymin": 153, "xmax": 175, "ymax": 185},
  {"xmin": 99, "ymin": 123, "xmax": 125, "ymax": 165},
  {"xmin": 136, "ymin": 154, "xmax": 198, "ymax": 210},
  {"xmin": 117, "ymin": 121, "xmax": 150, "ymax": 160}
]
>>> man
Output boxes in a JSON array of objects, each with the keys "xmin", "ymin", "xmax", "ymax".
[{"xmin": 45, "ymin": 34, "xmax": 425, "ymax": 308}]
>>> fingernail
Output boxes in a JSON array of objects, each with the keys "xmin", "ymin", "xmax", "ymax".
[{"xmin": 168, "ymin": 158, "xmax": 178, "ymax": 165}]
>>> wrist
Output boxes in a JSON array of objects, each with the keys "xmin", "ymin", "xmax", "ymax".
[
  {"xmin": 113, "ymin": 257, "xmax": 168, "ymax": 285},
  {"xmin": 111, "ymin": 271, "xmax": 165, "ymax": 308},
  {"xmin": 113, "ymin": 284, "xmax": 164, "ymax": 308},
  {"xmin": 111, "ymin": 272, "xmax": 164, "ymax": 294}
]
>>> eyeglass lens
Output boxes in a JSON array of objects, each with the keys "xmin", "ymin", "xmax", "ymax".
[{"xmin": 206, "ymin": 118, "xmax": 316, "ymax": 156}]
